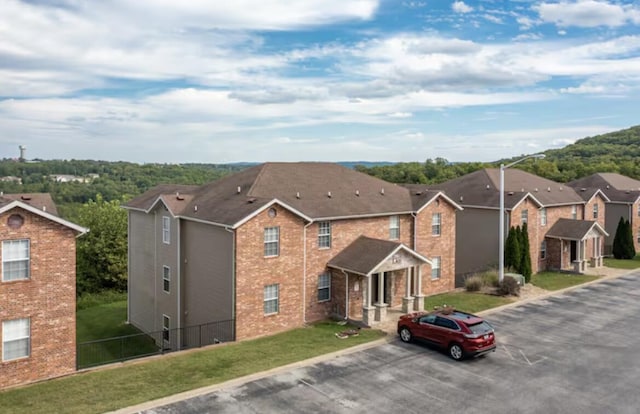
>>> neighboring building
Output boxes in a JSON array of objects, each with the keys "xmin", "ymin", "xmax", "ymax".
[
  {"xmin": 124, "ymin": 163, "xmax": 461, "ymax": 344},
  {"xmin": 0, "ymin": 176, "xmax": 22, "ymax": 185},
  {"xmin": 48, "ymin": 174, "xmax": 98, "ymax": 183},
  {"xmin": 0, "ymin": 193, "xmax": 87, "ymax": 389},
  {"xmin": 430, "ymin": 168, "xmax": 607, "ymax": 285},
  {"xmin": 568, "ymin": 173, "xmax": 640, "ymax": 254}
]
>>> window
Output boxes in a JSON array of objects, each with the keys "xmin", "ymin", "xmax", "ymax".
[
  {"xmin": 541, "ymin": 240, "xmax": 547, "ymax": 259},
  {"xmin": 318, "ymin": 273, "xmax": 331, "ymax": 302},
  {"xmin": 431, "ymin": 256, "xmax": 441, "ymax": 280},
  {"xmin": 389, "ymin": 216, "xmax": 400, "ymax": 240},
  {"xmin": 593, "ymin": 204, "xmax": 599, "ymax": 219},
  {"xmin": 540, "ymin": 208, "xmax": 547, "ymax": 226},
  {"xmin": 2, "ymin": 318, "xmax": 30, "ymax": 361},
  {"xmin": 572, "ymin": 205, "xmax": 577, "ymax": 220},
  {"xmin": 2, "ymin": 239, "xmax": 30, "ymax": 282},
  {"xmin": 162, "ymin": 216, "xmax": 170, "ymax": 244},
  {"xmin": 431, "ymin": 213, "xmax": 441, "ymax": 236},
  {"xmin": 637, "ymin": 204, "xmax": 640, "ymax": 218},
  {"xmin": 521, "ymin": 209, "xmax": 528, "ymax": 224},
  {"xmin": 318, "ymin": 222, "xmax": 331, "ymax": 249},
  {"xmin": 264, "ymin": 227, "xmax": 280, "ymax": 257},
  {"xmin": 637, "ymin": 231, "xmax": 640, "ymax": 244},
  {"xmin": 162, "ymin": 315, "xmax": 170, "ymax": 345},
  {"xmin": 264, "ymin": 284, "xmax": 279, "ymax": 314},
  {"xmin": 162, "ymin": 266, "xmax": 170, "ymax": 293}
]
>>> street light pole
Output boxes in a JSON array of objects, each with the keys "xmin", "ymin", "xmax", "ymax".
[{"xmin": 498, "ymin": 154, "xmax": 545, "ymax": 284}]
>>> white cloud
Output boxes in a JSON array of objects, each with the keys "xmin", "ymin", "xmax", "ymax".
[
  {"xmin": 535, "ymin": 0, "xmax": 639, "ymax": 28},
  {"xmin": 483, "ymin": 14, "xmax": 504, "ymax": 24},
  {"xmin": 452, "ymin": 1, "xmax": 474, "ymax": 14}
]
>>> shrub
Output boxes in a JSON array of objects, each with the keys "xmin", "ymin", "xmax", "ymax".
[
  {"xmin": 497, "ymin": 276, "xmax": 520, "ymax": 296},
  {"xmin": 479, "ymin": 271, "xmax": 499, "ymax": 287},
  {"xmin": 464, "ymin": 275, "xmax": 483, "ymax": 292}
]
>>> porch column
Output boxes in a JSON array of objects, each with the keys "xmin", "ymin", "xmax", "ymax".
[
  {"xmin": 374, "ymin": 272, "xmax": 388, "ymax": 322},
  {"xmin": 402, "ymin": 267, "xmax": 414, "ymax": 313},
  {"xmin": 413, "ymin": 266, "xmax": 425, "ymax": 312},
  {"xmin": 362, "ymin": 275, "xmax": 375, "ymax": 326}
]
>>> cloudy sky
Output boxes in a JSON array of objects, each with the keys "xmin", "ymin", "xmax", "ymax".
[{"xmin": 1, "ymin": 0, "xmax": 639, "ymax": 163}]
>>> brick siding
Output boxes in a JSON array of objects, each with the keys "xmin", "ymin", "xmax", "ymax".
[{"xmin": 0, "ymin": 207, "xmax": 77, "ymax": 389}]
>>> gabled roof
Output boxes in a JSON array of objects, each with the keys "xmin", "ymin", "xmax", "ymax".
[
  {"xmin": 567, "ymin": 173, "xmax": 640, "ymax": 204},
  {"xmin": 0, "ymin": 193, "xmax": 59, "ymax": 216},
  {"xmin": 125, "ymin": 163, "xmax": 418, "ymax": 227},
  {"xmin": 545, "ymin": 218, "xmax": 608, "ymax": 241},
  {"xmin": 430, "ymin": 168, "xmax": 582, "ymax": 209},
  {"xmin": 0, "ymin": 195, "xmax": 88, "ymax": 235},
  {"xmin": 401, "ymin": 185, "xmax": 463, "ymax": 212},
  {"xmin": 327, "ymin": 236, "xmax": 430, "ymax": 276}
]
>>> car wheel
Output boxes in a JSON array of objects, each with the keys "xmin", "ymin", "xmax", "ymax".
[
  {"xmin": 449, "ymin": 343, "xmax": 464, "ymax": 361},
  {"xmin": 399, "ymin": 327, "xmax": 412, "ymax": 343}
]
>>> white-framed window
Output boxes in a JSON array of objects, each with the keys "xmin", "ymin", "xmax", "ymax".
[
  {"xmin": 389, "ymin": 215, "xmax": 400, "ymax": 240},
  {"xmin": 571, "ymin": 205, "xmax": 577, "ymax": 220},
  {"xmin": 521, "ymin": 209, "xmax": 528, "ymax": 224},
  {"xmin": 540, "ymin": 208, "xmax": 547, "ymax": 226},
  {"xmin": 541, "ymin": 240, "xmax": 547, "ymax": 259},
  {"xmin": 431, "ymin": 256, "xmax": 441, "ymax": 280},
  {"xmin": 318, "ymin": 222, "xmax": 331, "ymax": 249},
  {"xmin": 162, "ymin": 266, "xmax": 170, "ymax": 293},
  {"xmin": 162, "ymin": 216, "xmax": 170, "ymax": 244},
  {"xmin": 318, "ymin": 273, "xmax": 331, "ymax": 302},
  {"xmin": 264, "ymin": 227, "xmax": 280, "ymax": 257},
  {"xmin": 637, "ymin": 204, "xmax": 640, "ymax": 218},
  {"xmin": 2, "ymin": 318, "xmax": 30, "ymax": 361},
  {"xmin": 432, "ymin": 213, "xmax": 441, "ymax": 236},
  {"xmin": 593, "ymin": 204, "xmax": 599, "ymax": 219},
  {"xmin": 2, "ymin": 239, "xmax": 30, "ymax": 282},
  {"xmin": 637, "ymin": 231, "xmax": 640, "ymax": 244},
  {"xmin": 264, "ymin": 284, "xmax": 279, "ymax": 314},
  {"xmin": 162, "ymin": 315, "xmax": 170, "ymax": 345}
]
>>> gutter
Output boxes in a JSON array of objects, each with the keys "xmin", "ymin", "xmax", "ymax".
[{"xmin": 224, "ymin": 226, "xmax": 236, "ymax": 340}]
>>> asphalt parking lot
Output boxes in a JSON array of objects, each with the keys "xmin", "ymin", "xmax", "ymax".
[{"xmin": 143, "ymin": 272, "xmax": 640, "ymax": 414}]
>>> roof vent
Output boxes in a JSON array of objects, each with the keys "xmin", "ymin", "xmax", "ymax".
[
  {"xmin": 42, "ymin": 206, "xmax": 46, "ymax": 212},
  {"xmin": 237, "ymin": 186, "xmax": 241, "ymax": 194},
  {"xmin": 21, "ymin": 195, "xmax": 31, "ymax": 201},
  {"xmin": 415, "ymin": 191, "xmax": 422, "ymax": 196},
  {"xmin": 560, "ymin": 186, "xmax": 563, "ymax": 191},
  {"xmin": 606, "ymin": 185, "xmax": 610, "ymax": 189},
  {"xmin": 508, "ymin": 191, "xmax": 514, "ymax": 196},
  {"xmin": 534, "ymin": 188, "xmax": 538, "ymax": 192},
  {"xmin": 194, "ymin": 205, "xmax": 198, "ymax": 212},
  {"xmin": 296, "ymin": 192, "xmax": 300, "ymax": 199},
  {"xmin": 248, "ymin": 198, "xmax": 256, "ymax": 203},
  {"xmin": 547, "ymin": 187, "xmax": 551, "ymax": 192},
  {"xmin": 521, "ymin": 188, "xmax": 524, "ymax": 192},
  {"xmin": 355, "ymin": 190, "xmax": 360, "ymax": 196},
  {"xmin": 459, "ymin": 196, "xmax": 464, "ymax": 202},
  {"xmin": 486, "ymin": 185, "xmax": 490, "ymax": 190},
  {"xmin": 380, "ymin": 188, "xmax": 385, "ymax": 195},
  {"xmin": 327, "ymin": 191, "xmax": 332, "ymax": 198},
  {"xmin": 176, "ymin": 192, "xmax": 184, "ymax": 201}
]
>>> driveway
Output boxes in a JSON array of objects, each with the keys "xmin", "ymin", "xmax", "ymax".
[{"xmin": 142, "ymin": 272, "xmax": 640, "ymax": 414}]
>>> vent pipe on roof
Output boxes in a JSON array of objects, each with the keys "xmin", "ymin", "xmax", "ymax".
[
  {"xmin": 534, "ymin": 188, "xmax": 538, "ymax": 192},
  {"xmin": 560, "ymin": 187, "xmax": 563, "ymax": 191},
  {"xmin": 606, "ymin": 185, "xmax": 610, "ymax": 189},
  {"xmin": 355, "ymin": 190, "xmax": 360, "ymax": 196},
  {"xmin": 380, "ymin": 188, "xmax": 385, "ymax": 195},
  {"xmin": 42, "ymin": 206, "xmax": 46, "ymax": 212},
  {"xmin": 581, "ymin": 188, "xmax": 586, "ymax": 192},
  {"xmin": 296, "ymin": 192, "xmax": 300, "ymax": 199},
  {"xmin": 508, "ymin": 191, "xmax": 514, "ymax": 196},
  {"xmin": 459, "ymin": 196, "xmax": 463, "ymax": 202},
  {"xmin": 176, "ymin": 192, "xmax": 184, "ymax": 201},
  {"xmin": 547, "ymin": 187, "xmax": 551, "ymax": 192},
  {"xmin": 194, "ymin": 205, "xmax": 198, "ymax": 212},
  {"xmin": 327, "ymin": 191, "xmax": 332, "ymax": 198},
  {"xmin": 486, "ymin": 185, "xmax": 490, "ymax": 190},
  {"xmin": 521, "ymin": 188, "xmax": 524, "ymax": 192},
  {"xmin": 237, "ymin": 186, "xmax": 241, "ymax": 194}
]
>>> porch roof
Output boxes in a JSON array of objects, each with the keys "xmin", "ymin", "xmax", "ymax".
[
  {"xmin": 327, "ymin": 235, "xmax": 430, "ymax": 277},
  {"xmin": 545, "ymin": 218, "xmax": 608, "ymax": 241}
]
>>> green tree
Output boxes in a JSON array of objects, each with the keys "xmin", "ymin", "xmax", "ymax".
[
  {"xmin": 505, "ymin": 226, "xmax": 520, "ymax": 271},
  {"xmin": 75, "ymin": 194, "xmax": 128, "ymax": 294},
  {"xmin": 613, "ymin": 217, "xmax": 627, "ymax": 259},
  {"xmin": 624, "ymin": 219, "xmax": 636, "ymax": 259},
  {"xmin": 520, "ymin": 222, "xmax": 532, "ymax": 282}
]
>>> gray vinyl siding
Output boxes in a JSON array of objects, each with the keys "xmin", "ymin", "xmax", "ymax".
[
  {"xmin": 454, "ymin": 208, "xmax": 503, "ymax": 286},
  {"xmin": 180, "ymin": 220, "xmax": 234, "ymax": 329},
  {"xmin": 605, "ymin": 203, "xmax": 630, "ymax": 254},
  {"xmin": 155, "ymin": 208, "xmax": 179, "ymax": 336},
  {"xmin": 128, "ymin": 210, "xmax": 157, "ymax": 334}
]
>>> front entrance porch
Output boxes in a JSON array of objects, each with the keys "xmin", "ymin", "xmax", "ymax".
[
  {"xmin": 327, "ymin": 235, "xmax": 431, "ymax": 327},
  {"xmin": 545, "ymin": 219, "xmax": 608, "ymax": 273}
]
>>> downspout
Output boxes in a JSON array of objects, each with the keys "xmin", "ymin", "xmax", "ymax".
[
  {"xmin": 303, "ymin": 221, "xmax": 313, "ymax": 324},
  {"xmin": 154, "ymin": 211, "xmax": 157, "ymax": 332},
  {"xmin": 127, "ymin": 212, "xmax": 131, "ymax": 324},
  {"xmin": 176, "ymin": 218, "xmax": 181, "ymax": 350},
  {"xmin": 411, "ymin": 212, "xmax": 418, "ymax": 297},
  {"xmin": 342, "ymin": 270, "xmax": 349, "ymax": 320},
  {"xmin": 224, "ymin": 226, "xmax": 236, "ymax": 339}
]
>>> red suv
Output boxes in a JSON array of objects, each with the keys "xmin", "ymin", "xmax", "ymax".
[{"xmin": 397, "ymin": 308, "xmax": 496, "ymax": 360}]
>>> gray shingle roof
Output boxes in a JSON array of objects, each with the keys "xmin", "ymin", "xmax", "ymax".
[
  {"xmin": 545, "ymin": 218, "xmax": 607, "ymax": 240},
  {"xmin": 567, "ymin": 173, "xmax": 640, "ymax": 203},
  {"xmin": 327, "ymin": 236, "xmax": 404, "ymax": 275},
  {"xmin": 0, "ymin": 193, "xmax": 59, "ymax": 216},
  {"xmin": 431, "ymin": 168, "xmax": 583, "ymax": 209}
]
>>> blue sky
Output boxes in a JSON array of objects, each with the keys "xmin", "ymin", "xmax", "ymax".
[{"xmin": 1, "ymin": 0, "xmax": 639, "ymax": 163}]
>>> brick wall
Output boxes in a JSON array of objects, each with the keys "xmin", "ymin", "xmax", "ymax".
[
  {"xmin": 633, "ymin": 201, "xmax": 640, "ymax": 252},
  {"xmin": 0, "ymin": 207, "xmax": 77, "ymax": 389}
]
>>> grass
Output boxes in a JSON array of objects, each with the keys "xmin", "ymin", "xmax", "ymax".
[
  {"xmin": 423, "ymin": 291, "xmax": 514, "ymax": 314},
  {"xmin": 77, "ymin": 290, "xmax": 127, "ymax": 311},
  {"xmin": 0, "ymin": 322, "xmax": 385, "ymax": 414},
  {"xmin": 76, "ymin": 300, "xmax": 158, "ymax": 368},
  {"xmin": 530, "ymin": 272, "xmax": 599, "ymax": 291},
  {"xmin": 604, "ymin": 255, "xmax": 640, "ymax": 269}
]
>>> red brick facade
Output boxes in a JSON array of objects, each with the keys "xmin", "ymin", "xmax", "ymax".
[
  {"xmin": 234, "ymin": 196, "xmax": 458, "ymax": 340},
  {"xmin": 0, "ymin": 207, "xmax": 78, "ymax": 389}
]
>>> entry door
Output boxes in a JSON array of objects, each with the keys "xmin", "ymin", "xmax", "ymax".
[{"xmin": 570, "ymin": 241, "xmax": 577, "ymax": 262}]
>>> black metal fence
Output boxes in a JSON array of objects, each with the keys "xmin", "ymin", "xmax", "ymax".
[{"xmin": 77, "ymin": 319, "xmax": 235, "ymax": 369}]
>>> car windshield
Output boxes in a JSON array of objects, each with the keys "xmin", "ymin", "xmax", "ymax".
[{"xmin": 468, "ymin": 321, "xmax": 493, "ymax": 334}]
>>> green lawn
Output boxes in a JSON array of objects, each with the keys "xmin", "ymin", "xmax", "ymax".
[
  {"xmin": 531, "ymin": 272, "xmax": 599, "ymax": 291},
  {"xmin": 424, "ymin": 291, "xmax": 514, "ymax": 314},
  {"xmin": 604, "ymin": 255, "xmax": 640, "ymax": 269},
  {"xmin": 77, "ymin": 300, "xmax": 159, "ymax": 368},
  {"xmin": 0, "ymin": 321, "xmax": 385, "ymax": 414}
]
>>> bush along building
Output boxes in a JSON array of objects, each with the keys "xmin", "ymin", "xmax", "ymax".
[
  {"xmin": 124, "ymin": 163, "xmax": 461, "ymax": 346},
  {"xmin": 0, "ymin": 194, "xmax": 87, "ymax": 389}
]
